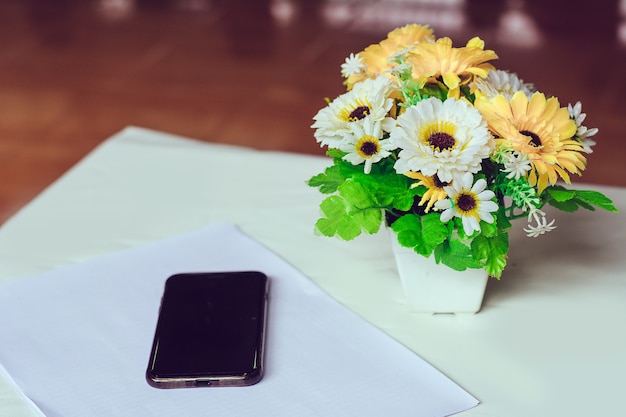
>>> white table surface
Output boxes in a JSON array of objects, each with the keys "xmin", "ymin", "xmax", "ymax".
[{"xmin": 1, "ymin": 126, "xmax": 625, "ymax": 417}]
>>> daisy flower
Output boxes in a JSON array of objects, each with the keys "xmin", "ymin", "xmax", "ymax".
[
  {"xmin": 434, "ymin": 172, "xmax": 499, "ymax": 236},
  {"xmin": 341, "ymin": 53, "xmax": 365, "ymax": 78},
  {"xmin": 345, "ymin": 24, "xmax": 434, "ymax": 88},
  {"xmin": 474, "ymin": 69, "xmax": 535, "ymax": 100},
  {"xmin": 392, "ymin": 97, "xmax": 494, "ymax": 183},
  {"xmin": 568, "ymin": 101, "xmax": 598, "ymax": 153},
  {"xmin": 339, "ymin": 118, "xmax": 396, "ymax": 174},
  {"xmin": 404, "ymin": 172, "xmax": 450, "ymax": 212},
  {"xmin": 476, "ymin": 91, "xmax": 587, "ymax": 193},
  {"xmin": 311, "ymin": 76, "xmax": 396, "ymax": 149},
  {"xmin": 407, "ymin": 36, "xmax": 498, "ymax": 98}
]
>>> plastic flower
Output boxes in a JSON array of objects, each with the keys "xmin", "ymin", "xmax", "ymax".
[
  {"xmin": 502, "ymin": 151, "xmax": 532, "ymax": 180},
  {"xmin": 406, "ymin": 36, "xmax": 498, "ymax": 98},
  {"xmin": 312, "ymin": 76, "xmax": 396, "ymax": 149},
  {"xmin": 434, "ymin": 172, "xmax": 498, "ymax": 236},
  {"xmin": 339, "ymin": 118, "xmax": 396, "ymax": 174},
  {"xmin": 568, "ymin": 101, "xmax": 598, "ymax": 153},
  {"xmin": 474, "ymin": 69, "xmax": 535, "ymax": 100},
  {"xmin": 307, "ymin": 23, "xmax": 617, "ymax": 279},
  {"xmin": 524, "ymin": 208, "xmax": 556, "ymax": 237},
  {"xmin": 476, "ymin": 91, "xmax": 586, "ymax": 193},
  {"xmin": 404, "ymin": 172, "xmax": 450, "ymax": 212},
  {"xmin": 341, "ymin": 53, "xmax": 365, "ymax": 78},
  {"xmin": 392, "ymin": 97, "xmax": 494, "ymax": 183},
  {"xmin": 346, "ymin": 24, "xmax": 434, "ymax": 87}
]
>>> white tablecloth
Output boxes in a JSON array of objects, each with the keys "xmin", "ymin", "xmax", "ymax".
[{"xmin": 1, "ymin": 126, "xmax": 625, "ymax": 416}]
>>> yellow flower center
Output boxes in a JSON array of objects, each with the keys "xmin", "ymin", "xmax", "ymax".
[
  {"xmin": 420, "ymin": 120, "xmax": 457, "ymax": 151},
  {"xmin": 356, "ymin": 135, "xmax": 380, "ymax": 159},
  {"xmin": 339, "ymin": 99, "xmax": 371, "ymax": 122}
]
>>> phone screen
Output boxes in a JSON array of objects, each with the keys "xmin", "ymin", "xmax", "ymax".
[{"xmin": 146, "ymin": 271, "xmax": 269, "ymax": 388}]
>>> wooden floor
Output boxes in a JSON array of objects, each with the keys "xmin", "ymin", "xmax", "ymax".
[{"xmin": 1, "ymin": 0, "xmax": 625, "ymax": 225}]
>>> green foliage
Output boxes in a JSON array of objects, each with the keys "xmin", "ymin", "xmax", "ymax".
[
  {"xmin": 390, "ymin": 212, "xmax": 509, "ymax": 277},
  {"xmin": 544, "ymin": 186, "xmax": 618, "ymax": 213},
  {"xmin": 309, "ymin": 156, "xmax": 424, "ymax": 240},
  {"xmin": 434, "ymin": 239, "xmax": 483, "ymax": 271},
  {"xmin": 315, "ymin": 196, "xmax": 363, "ymax": 240},
  {"xmin": 308, "ymin": 151, "xmax": 617, "ymax": 279},
  {"xmin": 314, "ymin": 180, "xmax": 383, "ymax": 240},
  {"xmin": 391, "ymin": 213, "xmax": 448, "ymax": 256},
  {"xmin": 471, "ymin": 233, "xmax": 509, "ymax": 279},
  {"xmin": 307, "ymin": 165, "xmax": 345, "ymax": 194}
]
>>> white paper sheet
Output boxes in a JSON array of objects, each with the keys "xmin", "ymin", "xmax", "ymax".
[
  {"xmin": 0, "ymin": 223, "xmax": 477, "ymax": 417},
  {"xmin": 0, "ymin": 363, "xmax": 46, "ymax": 417}
]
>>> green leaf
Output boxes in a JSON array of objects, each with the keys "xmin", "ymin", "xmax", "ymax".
[
  {"xmin": 479, "ymin": 218, "xmax": 498, "ymax": 238},
  {"xmin": 326, "ymin": 148, "xmax": 347, "ymax": 159},
  {"xmin": 307, "ymin": 165, "xmax": 346, "ymax": 194},
  {"xmin": 547, "ymin": 189, "xmax": 576, "ymax": 202},
  {"xmin": 315, "ymin": 196, "xmax": 362, "ymax": 240},
  {"xmin": 471, "ymin": 233, "xmax": 509, "ymax": 279},
  {"xmin": 312, "ymin": 178, "xmax": 384, "ymax": 240},
  {"xmin": 421, "ymin": 213, "xmax": 449, "ymax": 247},
  {"xmin": 545, "ymin": 187, "xmax": 619, "ymax": 213},
  {"xmin": 338, "ymin": 179, "xmax": 383, "ymax": 234},
  {"xmin": 338, "ymin": 180, "xmax": 374, "ymax": 210},
  {"xmin": 575, "ymin": 190, "xmax": 619, "ymax": 212},
  {"xmin": 470, "ymin": 235, "xmax": 491, "ymax": 260},
  {"xmin": 495, "ymin": 206, "xmax": 512, "ymax": 231},
  {"xmin": 352, "ymin": 207, "xmax": 382, "ymax": 235},
  {"xmin": 336, "ymin": 157, "xmax": 421, "ymax": 213},
  {"xmin": 374, "ymin": 175, "xmax": 420, "ymax": 211},
  {"xmin": 434, "ymin": 239, "xmax": 482, "ymax": 271},
  {"xmin": 547, "ymin": 199, "xmax": 581, "ymax": 212},
  {"xmin": 391, "ymin": 213, "xmax": 448, "ymax": 257},
  {"xmin": 485, "ymin": 253, "xmax": 507, "ymax": 279}
]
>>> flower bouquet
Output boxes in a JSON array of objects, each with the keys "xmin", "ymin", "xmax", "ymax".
[{"xmin": 307, "ymin": 24, "xmax": 617, "ymax": 280}]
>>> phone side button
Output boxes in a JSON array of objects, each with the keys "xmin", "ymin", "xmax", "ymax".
[{"xmin": 195, "ymin": 379, "xmax": 212, "ymax": 387}]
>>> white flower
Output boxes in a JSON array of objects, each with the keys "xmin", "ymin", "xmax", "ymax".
[
  {"xmin": 391, "ymin": 97, "xmax": 494, "ymax": 183},
  {"xmin": 387, "ymin": 61, "xmax": 412, "ymax": 77},
  {"xmin": 341, "ymin": 53, "xmax": 365, "ymax": 78},
  {"xmin": 503, "ymin": 151, "xmax": 532, "ymax": 180},
  {"xmin": 434, "ymin": 172, "xmax": 499, "ymax": 236},
  {"xmin": 338, "ymin": 118, "xmax": 396, "ymax": 174},
  {"xmin": 386, "ymin": 46, "xmax": 414, "ymax": 67},
  {"xmin": 311, "ymin": 76, "xmax": 396, "ymax": 149},
  {"xmin": 568, "ymin": 101, "xmax": 598, "ymax": 153},
  {"xmin": 474, "ymin": 69, "xmax": 535, "ymax": 100},
  {"xmin": 523, "ymin": 208, "xmax": 556, "ymax": 237}
]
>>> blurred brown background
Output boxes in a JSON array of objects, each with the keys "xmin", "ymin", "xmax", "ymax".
[{"xmin": 1, "ymin": 0, "xmax": 625, "ymax": 225}]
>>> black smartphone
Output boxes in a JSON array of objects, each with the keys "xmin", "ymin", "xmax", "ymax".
[{"xmin": 146, "ymin": 271, "xmax": 269, "ymax": 388}]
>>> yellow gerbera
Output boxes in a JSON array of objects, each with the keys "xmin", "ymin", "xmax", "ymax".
[
  {"xmin": 404, "ymin": 172, "xmax": 449, "ymax": 213},
  {"xmin": 345, "ymin": 24, "xmax": 434, "ymax": 88},
  {"xmin": 476, "ymin": 91, "xmax": 586, "ymax": 193},
  {"xmin": 407, "ymin": 37, "xmax": 498, "ymax": 98}
]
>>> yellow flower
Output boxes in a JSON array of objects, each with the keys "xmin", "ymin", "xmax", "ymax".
[
  {"xmin": 476, "ymin": 91, "xmax": 586, "ymax": 193},
  {"xmin": 405, "ymin": 172, "xmax": 449, "ymax": 213},
  {"xmin": 407, "ymin": 37, "xmax": 498, "ymax": 98},
  {"xmin": 345, "ymin": 24, "xmax": 434, "ymax": 88}
]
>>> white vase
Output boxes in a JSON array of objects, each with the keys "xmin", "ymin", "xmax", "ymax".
[{"xmin": 389, "ymin": 236, "xmax": 489, "ymax": 314}]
